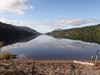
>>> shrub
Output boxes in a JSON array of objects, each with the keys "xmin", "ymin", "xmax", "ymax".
[{"xmin": 0, "ymin": 52, "xmax": 16, "ymax": 60}]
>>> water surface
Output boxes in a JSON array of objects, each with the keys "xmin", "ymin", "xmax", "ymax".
[{"xmin": 0, "ymin": 35, "xmax": 100, "ymax": 60}]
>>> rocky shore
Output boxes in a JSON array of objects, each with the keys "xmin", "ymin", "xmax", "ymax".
[{"xmin": 0, "ymin": 60, "xmax": 100, "ymax": 75}]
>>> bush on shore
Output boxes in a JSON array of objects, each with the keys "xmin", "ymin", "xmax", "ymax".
[{"xmin": 0, "ymin": 52, "xmax": 16, "ymax": 60}]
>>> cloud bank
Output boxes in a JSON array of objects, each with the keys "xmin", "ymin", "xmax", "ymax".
[
  {"xmin": 53, "ymin": 18, "xmax": 100, "ymax": 26},
  {"xmin": 0, "ymin": 18, "xmax": 100, "ymax": 33},
  {"xmin": 0, "ymin": 0, "xmax": 33, "ymax": 15}
]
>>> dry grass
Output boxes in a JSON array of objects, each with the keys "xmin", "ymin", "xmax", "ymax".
[
  {"xmin": 0, "ymin": 52, "xmax": 16, "ymax": 60},
  {"xmin": 0, "ymin": 60, "xmax": 100, "ymax": 75}
]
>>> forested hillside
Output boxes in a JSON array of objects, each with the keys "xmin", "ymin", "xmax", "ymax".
[
  {"xmin": 0, "ymin": 22, "xmax": 38, "ymax": 36},
  {"xmin": 47, "ymin": 24, "xmax": 100, "ymax": 44},
  {"xmin": 19, "ymin": 26, "xmax": 40, "ymax": 35}
]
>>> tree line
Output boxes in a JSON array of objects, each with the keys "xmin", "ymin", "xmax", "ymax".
[{"xmin": 47, "ymin": 24, "xmax": 100, "ymax": 44}]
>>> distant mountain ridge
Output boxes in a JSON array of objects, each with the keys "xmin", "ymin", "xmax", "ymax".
[
  {"xmin": 52, "ymin": 29, "xmax": 64, "ymax": 32},
  {"xmin": 19, "ymin": 26, "xmax": 40, "ymax": 35},
  {"xmin": 0, "ymin": 22, "xmax": 40, "ymax": 36},
  {"xmin": 47, "ymin": 24, "xmax": 100, "ymax": 35}
]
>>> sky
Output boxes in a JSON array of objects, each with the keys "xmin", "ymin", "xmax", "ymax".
[{"xmin": 0, "ymin": 0, "xmax": 100, "ymax": 33}]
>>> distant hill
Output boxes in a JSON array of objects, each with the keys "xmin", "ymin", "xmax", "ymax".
[
  {"xmin": 47, "ymin": 24, "xmax": 100, "ymax": 44},
  {"xmin": 19, "ymin": 26, "xmax": 40, "ymax": 35},
  {"xmin": 0, "ymin": 22, "xmax": 39, "ymax": 36},
  {"xmin": 51, "ymin": 29, "xmax": 64, "ymax": 32}
]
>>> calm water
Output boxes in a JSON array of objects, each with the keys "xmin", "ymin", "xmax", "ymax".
[{"xmin": 0, "ymin": 35, "xmax": 100, "ymax": 60}]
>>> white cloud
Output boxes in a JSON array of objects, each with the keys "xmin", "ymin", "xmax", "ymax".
[
  {"xmin": 53, "ymin": 18, "xmax": 100, "ymax": 26},
  {"xmin": 0, "ymin": 0, "xmax": 33, "ymax": 15},
  {"xmin": 0, "ymin": 18, "xmax": 100, "ymax": 33}
]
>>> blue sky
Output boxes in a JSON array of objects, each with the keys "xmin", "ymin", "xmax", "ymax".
[{"xmin": 0, "ymin": 0, "xmax": 100, "ymax": 33}]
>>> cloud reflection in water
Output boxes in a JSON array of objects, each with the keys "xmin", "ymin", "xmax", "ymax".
[{"xmin": 1, "ymin": 35, "xmax": 100, "ymax": 60}]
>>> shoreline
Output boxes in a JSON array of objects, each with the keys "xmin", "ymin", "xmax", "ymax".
[{"xmin": 14, "ymin": 59, "xmax": 100, "ymax": 62}]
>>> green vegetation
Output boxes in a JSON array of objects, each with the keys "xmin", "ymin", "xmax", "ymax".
[{"xmin": 47, "ymin": 24, "xmax": 100, "ymax": 44}]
